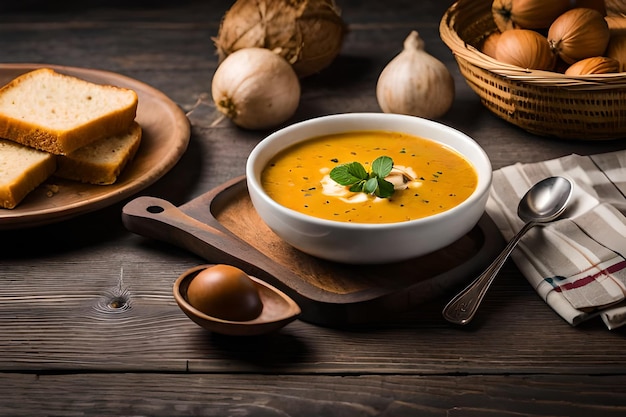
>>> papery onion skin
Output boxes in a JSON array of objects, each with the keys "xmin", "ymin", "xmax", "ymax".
[
  {"xmin": 495, "ymin": 29, "xmax": 556, "ymax": 70},
  {"xmin": 213, "ymin": 0, "xmax": 347, "ymax": 78},
  {"xmin": 571, "ymin": 0, "xmax": 607, "ymax": 16},
  {"xmin": 548, "ymin": 8, "xmax": 611, "ymax": 64},
  {"xmin": 492, "ymin": 0, "xmax": 570, "ymax": 32},
  {"xmin": 606, "ymin": 0, "xmax": 626, "ymax": 16},
  {"xmin": 481, "ymin": 31, "xmax": 502, "ymax": 58},
  {"xmin": 211, "ymin": 48, "xmax": 301, "ymax": 130},
  {"xmin": 606, "ymin": 16, "xmax": 626, "ymax": 36},
  {"xmin": 564, "ymin": 56, "xmax": 620, "ymax": 75},
  {"xmin": 606, "ymin": 34, "xmax": 626, "ymax": 72}
]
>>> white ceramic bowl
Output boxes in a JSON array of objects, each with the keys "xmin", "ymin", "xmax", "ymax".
[{"xmin": 246, "ymin": 113, "xmax": 492, "ymax": 264}]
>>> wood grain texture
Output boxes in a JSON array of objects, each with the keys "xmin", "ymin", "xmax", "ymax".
[
  {"xmin": 2, "ymin": 373, "xmax": 626, "ymax": 417},
  {"xmin": 2, "ymin": 254, "xmax": 625, "ymax": 375},
  {"xmin": 1, "ymin": 0, "xmax": 626, "ymax": 415}
]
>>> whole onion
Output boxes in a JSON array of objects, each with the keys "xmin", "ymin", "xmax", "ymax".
[
  {"xmin": 548, "ymin": 8, "xmax": 610, "ymax": 65},
  {"xmin": 495, "ymin": 29, "xmax": 555, "ymax": 71},
  {"xmin": 491, "ymin": 0, "xmax": 570, "ymax": 31},
  {"xmin": 211, "ymin": 48, "xmax": 301, "ymax": 130},
  {"xmin": 213, "ymin": 0, "xmax": 347, "ymax": 78},
  {"xmin": 607, "ymin": 34, "xmax": 626, "ymax": 72},
  {"xmin": 606, "ymin": 0, "xmax": 626, "ymax": 15}
]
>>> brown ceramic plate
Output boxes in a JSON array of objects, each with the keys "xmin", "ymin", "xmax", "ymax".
[{"xmin": 0, "ymin": 63, "xmax": 190, "ymax": 229}]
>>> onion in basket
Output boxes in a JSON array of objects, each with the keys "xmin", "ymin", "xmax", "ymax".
[
  {"xmin": 548, "ymin": 8, "xmax": 611, "ymax": 64},
  {"xmin": 571, "ymin": 0, "xmax": 607, "ymax": 15},
  {"xmin": 481, "ymin": 32, "xmax": 502, "ymax": 58},
  {"xmin": 564, "ymin": 56, "xmax": 620, "ymax": 75},
  {"xmin": 495, "ymin": 29, "xmax": 555, "ymax": 70},
  {"xmin": 491, "ymin": 0, "xmax": 570, "ymax": 31},
  {"xmin": 607, "ymin": 34, "xmax": 626, "ymax": 72},
  {"xmin": 606, "ymin": 0, "xmax": 626, "ymax": 15}
]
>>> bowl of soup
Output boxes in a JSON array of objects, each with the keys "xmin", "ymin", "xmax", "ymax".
[{"xmin": 246, "ymin": 113, "xmax": 492, "ymax": 264}]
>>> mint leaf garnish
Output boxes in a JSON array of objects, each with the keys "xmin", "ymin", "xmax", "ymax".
[
  {"xmin": 375, "ymin": 178, "xmax": 395, "ymax": 198},
  {"xmin": 363, "ymin": 177, "xmax": 379, "ymax": 194},
  {"xmin": 329, "ymin": 156, "xmax": 396, "ymax": 198},
  {"xmin": 371, "ymin": 156, "xmax": 393, "ymax": 178},
  {"xmin": 330, "ymin": 161, "xmax": 368, "ymax": 186}
]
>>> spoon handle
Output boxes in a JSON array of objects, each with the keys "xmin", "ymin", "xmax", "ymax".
[{"xmin": 442, "ymin": 220, "xmax": 537, "ymax": 325}]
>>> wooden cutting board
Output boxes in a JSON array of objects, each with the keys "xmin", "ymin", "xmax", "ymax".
[{"xmin": 122, "ymin": 176, "xmax": 504, "ymax": 326}]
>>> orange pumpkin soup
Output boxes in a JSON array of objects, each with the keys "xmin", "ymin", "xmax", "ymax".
[{"xmin": 261, "ymin": 130, "xmax": 478, "ymax": 224}]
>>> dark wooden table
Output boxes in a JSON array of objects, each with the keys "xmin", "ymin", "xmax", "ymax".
[{"xmin": 2, "ymin": 1, "xmax": 626, "ymax": 415}]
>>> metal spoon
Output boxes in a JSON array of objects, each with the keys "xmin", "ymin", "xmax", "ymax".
[{"xmin": 442, "ymin": 176, "xmax": 573, "ymax": 325}]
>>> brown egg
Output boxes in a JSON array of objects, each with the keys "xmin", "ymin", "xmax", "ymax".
[{"xmin": 186, "ymin": 264, "xmax": 263, "ymax": 321}]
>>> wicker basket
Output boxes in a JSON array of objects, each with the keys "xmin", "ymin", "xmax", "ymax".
[{"xmin": 439, "ymin": 0, "xmax": 626, "ymax": 140}]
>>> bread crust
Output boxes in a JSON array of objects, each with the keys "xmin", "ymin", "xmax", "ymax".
[
  {"xmin": 55, "ymin": 122, "xmax": 143, "ymax": 185},
  {"xmin": 0, "ymin": 68, "xmax": 138, "ymax": 155},
  {"xmin": 0, "ymin": 139, "xmax": 57, "ymax": 209}
]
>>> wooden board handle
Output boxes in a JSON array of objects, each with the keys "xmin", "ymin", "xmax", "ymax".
[{"xmin": 121, "ymin": 196, "xmax": 358, "ymax": 324}]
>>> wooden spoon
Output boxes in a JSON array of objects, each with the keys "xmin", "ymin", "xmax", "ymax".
[{"xmin": 173, "ymin": 264, "xmax": 301, "ymax": 336}]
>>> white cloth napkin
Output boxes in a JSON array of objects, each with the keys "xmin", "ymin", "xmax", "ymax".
[{"xmin": 486, "ymin": 150, "xmax": 626, "ymax": 329}]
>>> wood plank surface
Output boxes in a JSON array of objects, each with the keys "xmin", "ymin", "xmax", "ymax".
[
  {"xmin": 1, "ymin": 0, "xmax": 626, "ymax": 415},
  {"xmin": 2, "ymin": 373, "xmax": 626, "ymax": 417}
]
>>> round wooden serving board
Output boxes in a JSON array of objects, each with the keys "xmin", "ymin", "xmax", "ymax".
[
  {"xmin": 0, "ymin": 63, "xmax": 190, "ymax": 229},
  {"xmin": 122, "ymin": 176, "xmax": 505, "ymax": 326}
]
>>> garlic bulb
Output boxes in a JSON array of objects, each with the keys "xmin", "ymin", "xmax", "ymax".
[
  {"xmin": 211, "ymin": 47, "xmax": 300, "ymax": 130},
  {"xmin": 376, "ymin": 31, "xmax": 455, "ymax": 119}
]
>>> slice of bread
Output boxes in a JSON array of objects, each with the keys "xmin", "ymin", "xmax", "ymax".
[
  {"xmin": 0, "ymin": 138, "xmax": 56, "ymax": 209},
  {"xmin": 55, "ymin": 122, "xmax": 142, "ymax": 185},
  {"xmin": 0, "ymin": 68, "xmax": 138, "ymax": 155}
]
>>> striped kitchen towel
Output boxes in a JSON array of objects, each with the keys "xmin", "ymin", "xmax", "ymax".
[{"xmin": 486, "ymin": 151, "xmax": 626, "ymax": 329}]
